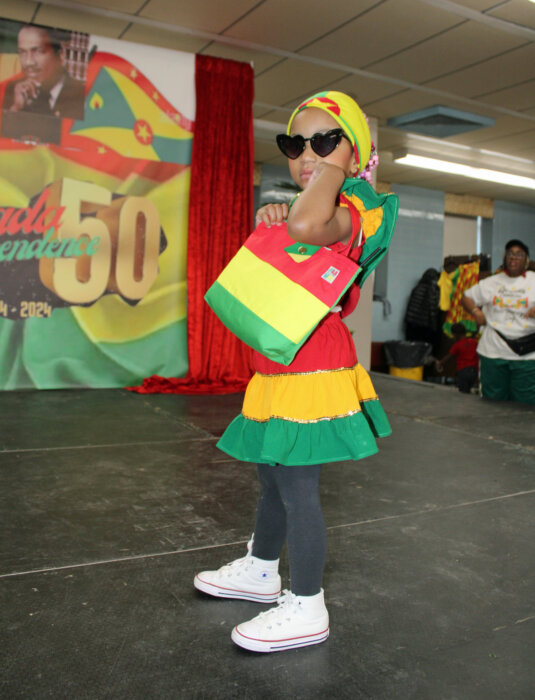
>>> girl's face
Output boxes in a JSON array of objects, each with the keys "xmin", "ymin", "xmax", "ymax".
[{"xmin": 287, "ymin": 107, "xmax": 358, "ymax": 190}]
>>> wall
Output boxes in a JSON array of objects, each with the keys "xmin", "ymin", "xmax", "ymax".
[
  {"xmin": 491, "ymin": 200, "xmax": 535, "ymax": 269},
  {"xmin": 443, "ymin": 215, "xmax": 478, "ymax": 258},
  {"xmin": 258, "ymin": 162, "xmax": 298, "ymax": 206},
  {"xmin": 372, "ymin": 184, "xmax": 444, "ymax": 342},
  {"xmin": 479, "ymin": 216, "xmax": 493, "ymax": 259}
]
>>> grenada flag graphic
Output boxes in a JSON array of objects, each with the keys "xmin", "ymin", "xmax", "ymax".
[
  {"xmin": 0, "ymin": 42, "xmax": 195, "ymax": 390},
  {"xmin": 69, "ymin": 52, "xmax": 193, "ymax": 164}
]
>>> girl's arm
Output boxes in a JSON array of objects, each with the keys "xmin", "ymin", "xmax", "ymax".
[{"xmin": 287, "ymin": 162, "xmax": 353, "ymax": 246}]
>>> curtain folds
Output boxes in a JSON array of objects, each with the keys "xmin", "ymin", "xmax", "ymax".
[{"xmin": 130, "ymin": 54, "xmax": 254, "ymax": 394}]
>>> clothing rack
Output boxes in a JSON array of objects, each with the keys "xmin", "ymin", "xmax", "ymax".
[{"xmin": 443, "ymin": 254, "xmax": 490, "ymax": 272}]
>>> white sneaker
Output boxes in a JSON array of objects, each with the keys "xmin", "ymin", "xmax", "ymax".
[
  {"xmin": 231, "ymin": 589, "xmax": 329, "ymax": 652},
  {"xmin": 194, "ymin": 555, "xmax": 281, "ymax": 603}
]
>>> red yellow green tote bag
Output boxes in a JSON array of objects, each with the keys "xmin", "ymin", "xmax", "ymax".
[{"xmin": 205, "ymin": 222, "xmax": 361, "ymax": 365}]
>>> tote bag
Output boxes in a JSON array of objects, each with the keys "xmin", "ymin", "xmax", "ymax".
[{"xmin": 205, "ymin": 221, "xmax": 361, "ymax": 365}]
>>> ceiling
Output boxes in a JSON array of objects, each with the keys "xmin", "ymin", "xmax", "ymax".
[{"xmin": 3, "ymin": 0, "xmax": 535, "ymax": 207}]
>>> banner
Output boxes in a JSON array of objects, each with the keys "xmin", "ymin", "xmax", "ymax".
[{"xmin": 0, "ymin": 20, "xmax": 195, "ymax": 389}]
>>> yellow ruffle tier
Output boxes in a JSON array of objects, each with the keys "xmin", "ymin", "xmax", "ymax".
[{"xmin": 217, "ymin": 363, "xmax": 391, "ymax": 466}]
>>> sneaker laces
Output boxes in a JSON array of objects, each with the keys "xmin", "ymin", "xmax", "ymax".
[
  {"xmin": 217, "ymin": 556, "xmax": 252, "ymax": 579},
  {"xmin": 255, "ymin": 590, "xmax": 300, "ymax": 629},
  {"xmin": 246, "ymin": 533, "xmax": 254, "ymax": 556}
]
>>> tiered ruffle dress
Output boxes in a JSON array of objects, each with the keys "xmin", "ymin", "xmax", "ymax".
[{"xmin": 217, "ymin": 218, "xmax": 391, "ymax": 467}]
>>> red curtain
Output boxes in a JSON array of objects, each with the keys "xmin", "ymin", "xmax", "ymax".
[{"xmin": 131, "ymin": 55, "xmax": 254, "ymax": 395}]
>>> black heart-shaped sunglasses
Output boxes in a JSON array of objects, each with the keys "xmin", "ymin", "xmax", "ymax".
[{"xmin": 276, "ymin": 128, "xmax": 349, "ymax": 159}]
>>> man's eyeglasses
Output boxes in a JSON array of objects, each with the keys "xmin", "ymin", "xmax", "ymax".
[
  {"xmin": 276, "ymin": 128, "xmax": 349, "ymax": 160},
  {"xmin": 505, "ymin": 250, "xmax": 526, "ymax": 259}
]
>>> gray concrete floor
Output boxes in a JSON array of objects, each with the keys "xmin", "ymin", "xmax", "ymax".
[{"xmin": 1, "ymin": 374, "xmax": 534, "ymax": 699}]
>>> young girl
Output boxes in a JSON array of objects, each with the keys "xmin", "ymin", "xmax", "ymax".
[{"xmin": 194, "ymin": 91, "xmax": 398, "ymax": 653}]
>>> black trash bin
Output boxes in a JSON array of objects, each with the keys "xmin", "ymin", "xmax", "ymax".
[{"xmin": 383, "ymin": 340, "xmax": 432, "ymax": 381}]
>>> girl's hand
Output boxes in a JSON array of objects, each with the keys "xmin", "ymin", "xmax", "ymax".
[
  {"xmin": 255, "ymin": 203, "xmax": 289, "ymax": 228},
  {"xmin": 524, "ymin": 306, "xmax": 535, "ymax": 319}
]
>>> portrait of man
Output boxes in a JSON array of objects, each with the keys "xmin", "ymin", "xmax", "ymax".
[{"xmin": 1, "ymin": 23, "xmax": 87, "ymax": 144}]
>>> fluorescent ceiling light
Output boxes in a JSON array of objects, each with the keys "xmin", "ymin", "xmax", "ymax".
[{"xmin": 394, "ymin": 154, "xmax": 535, "ymax": 190}]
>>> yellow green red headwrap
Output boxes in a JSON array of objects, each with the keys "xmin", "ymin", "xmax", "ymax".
[{"xmin": 287, "ymin": 91, "xmax": 372, "ymax": 176}]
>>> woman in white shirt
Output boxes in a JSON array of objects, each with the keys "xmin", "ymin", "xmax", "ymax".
[{"xmin": 462, "ymin": 239, "xmax": 535, "ymax": 404}]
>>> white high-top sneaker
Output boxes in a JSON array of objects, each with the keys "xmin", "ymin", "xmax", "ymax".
[
  {"xmin": 231, "ymin": 589, "xmax": 329, "ymax": 652},
  {"xmin": 194, "ymin": 555, "xmax": 281, "ymax": 603}
]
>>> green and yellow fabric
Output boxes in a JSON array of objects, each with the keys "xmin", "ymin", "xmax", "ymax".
[
  {"xmin": 219, "ymin": 361, "xmax": 390, "ymax": 465},
  {"xmin": 339, "ymin": 177, "xmax": 398, "ymax": 284}
]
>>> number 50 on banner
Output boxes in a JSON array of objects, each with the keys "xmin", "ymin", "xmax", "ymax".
[{"xmin": 39, "ymin": 178, "xmax": 163, "ymax": 305}]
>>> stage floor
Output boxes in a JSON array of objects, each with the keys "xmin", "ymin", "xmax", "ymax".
[{"xmin": 1, "ymin": 374, "xmax": 534, "ymax": 699}]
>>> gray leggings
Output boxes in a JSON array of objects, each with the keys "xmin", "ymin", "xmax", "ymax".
[{"xmin": 251, "ymin": 463, "xmax": 326, "ymax": 596}]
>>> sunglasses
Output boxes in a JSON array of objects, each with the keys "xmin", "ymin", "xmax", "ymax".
[{"xmin": 276, "ymin": 128, "xmax": 349, "ymax": 159}]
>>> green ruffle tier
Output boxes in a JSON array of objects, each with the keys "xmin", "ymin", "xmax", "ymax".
[{"xmin": 217, "ymin": 398, "xmax": 391, "ymax": 466}]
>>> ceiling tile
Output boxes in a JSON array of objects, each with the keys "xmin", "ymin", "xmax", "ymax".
[
  {"xmin": 33, "ymin": 5, "xmax": 128, "ymax": 36},
  {"xmin": 488, "ymin": 0, "xmax": 535, "ymax": 31},
  {"xmin": 253, "ymin": 106, "xmax": 292, "ymax": 124},
  {"xmin": 478, "ymin": 80, "xmax": 535, "ymax": 112},
  {"xmin": 473, "ymin": 127, "xmax": 535, "ymax": 154},
  {"xmin": 381, "ymin": 166, "xmax": 437, "ymax": 186},
  {"xmin": 253, "ymin": 59, "xmax": 347, "ymax": 107},
  {"xmin": 423, "ymin": 43, "xmax": 535, "ymax": 97},
  {"xmin": 302, "ymin": 0, "xmax": 461, "ymax": 70},
  {"xmin": 363, "ymin": 89, "xmax": 440, "ymax": 121},
  {"xmin": 322, "ymin": 74, "xmax": 404, "ymax": 108},
  {"xmin": 223, "ymin": 0, "xmax": 377, "ymax": 52},
  {"xmin": 365, "ymin": 89, "xmax": 511, "ymax": 128},
  {"xmin": 381, "ymin": 161, "xmax": 535, "ymax": 207},
  {"xmin": 367, "ymin": 21, "xmax": 525, "ymax": 84},
  {"xmin": 513, "ymin": 145, "xmax": 535, "ymax": 160},
  {"xmin": 376, "ymin": 129, "xmax": 410, "ymax": 151},
  {"xmin": 119, "ymin": 24, "xmax": 206, "ymax": 54},
  {"xmin": 139, "ymin": 0, "xmax": 260, "ymax": 34},
  {"xmin": 254, "ymin": 140, "xmax": 285, "ymax": 165},
  {"xmin": 0, "ymin": 0, "xmax": 37, "ymax": 22},
  {"xmin": 377, "ymin": 128, "xmax": 488, "ymax": 164},
  {"xmin": 52, "ymin": 0, "xmax": 145, "ymax": 11},
  {"xmin": 253, "ymin": 105, "xmax": 274, "ymax": 119},
  {"xmin": 445, "ymin": 115, "xmax": 533, "ymax": 146},
  {"xmin": 445, "ymin": 0, "xmax": 505, "ymax": 9},
  {"xmin": 377, "ymin": 161, "xmax": 409, "ymax": 181},
  {"xmin": 200, "ymin": 43, "xmax": 282, "ymax": 75}
]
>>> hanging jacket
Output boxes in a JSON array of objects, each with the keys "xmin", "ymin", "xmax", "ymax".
[{"xmin": 404, "ymin": 268, "xmax": 440, "ymax": 331}]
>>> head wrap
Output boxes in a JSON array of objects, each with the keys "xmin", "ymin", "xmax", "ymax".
[
  {"xmin": 286, "ymin": 90, "xmax": 376, "ymax": 179},
  {"xmin": 505, "ymin": 239, "xmax": 529, "ymax": 257}
]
